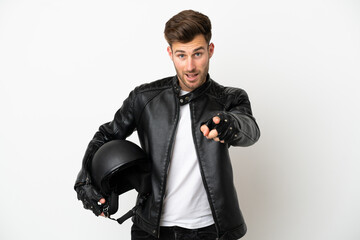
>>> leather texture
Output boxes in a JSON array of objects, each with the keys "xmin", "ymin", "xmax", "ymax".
[{"xmin": 74, "ymin": 75, "xmax": 260, "ymax": 240}]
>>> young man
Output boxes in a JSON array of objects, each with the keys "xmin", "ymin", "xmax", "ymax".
[{"xmin": 75, "ymin": 10, "xmax": 260, "ymax": 240}]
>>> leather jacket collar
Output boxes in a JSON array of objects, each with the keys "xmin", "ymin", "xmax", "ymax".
[{"xmin": 172, "ymin": 74, "xmax": 212, "ymax": 106}]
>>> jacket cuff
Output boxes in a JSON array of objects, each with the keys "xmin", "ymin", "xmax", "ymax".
[{"xmin": 74, "ymin": 168, "xmax": 91, "ymax": 190}]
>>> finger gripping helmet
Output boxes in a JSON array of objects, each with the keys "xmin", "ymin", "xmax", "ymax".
[{"xmin": 90, "ymin": 140, "xmax": 151, "ymax": 217}]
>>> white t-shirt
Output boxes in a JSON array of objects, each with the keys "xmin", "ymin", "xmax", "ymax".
[{"xmin": 160, "ymin": 91, "xmax": 214, "ymax": 229}]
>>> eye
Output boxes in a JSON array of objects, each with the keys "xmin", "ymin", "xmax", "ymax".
[
  {"xmin": 178, "ymin": 54, "xmax": 185, "ymax": 59},
  {"xmin": 194, "ymin": 52, "xmax": 202, "ymax": 57}
]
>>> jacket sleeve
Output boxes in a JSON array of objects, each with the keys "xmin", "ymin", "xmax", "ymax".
[
  {"xmin": 225, "ymin": 88, "xmax": 260, "ymax": 147},
  {"xmin": 74, "ymin": 90, "xmax": 138, "ymax": 188}
]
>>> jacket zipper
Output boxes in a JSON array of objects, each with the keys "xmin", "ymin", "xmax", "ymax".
[
  {"xmin": 155, "ymin": 93, "xmax": 181, "ymax": 238},
  {"xmin": 189, "ymin": 102, "xmax": 221, "ymax": 238}
]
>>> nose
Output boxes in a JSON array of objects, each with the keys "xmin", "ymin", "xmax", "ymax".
[{"xmin": 185, "ymin": 58, "xmax": 195, "ymax": 72}]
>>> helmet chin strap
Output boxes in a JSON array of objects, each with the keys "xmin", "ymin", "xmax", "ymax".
[{"xmin": 105, "ymin": 193, "xmax": 150, "ymax": 224}]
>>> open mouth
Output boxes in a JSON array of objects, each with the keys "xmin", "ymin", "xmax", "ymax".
[{"xmin": 185, "ymin": 73, "xmax": 199, "ymax": 81}]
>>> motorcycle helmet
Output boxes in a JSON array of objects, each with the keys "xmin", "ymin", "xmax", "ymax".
[{"xmin": 90, "ymin": 140, "xmax": 151, "ymax": 218}]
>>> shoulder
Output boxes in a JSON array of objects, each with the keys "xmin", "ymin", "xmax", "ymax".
[
  {"xmin": 207, "ymin": 78, "xmax": 249, "ymax": 101},
  {"xmin": 125, "ymin": 76, "xmax": 174, "ymax": 110},
  {"xmin": 133, "ymin": 76, "xmax": 174, "ymax": 94}
]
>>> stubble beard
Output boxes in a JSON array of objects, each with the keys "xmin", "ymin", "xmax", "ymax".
[{"xmin": 176, "ymin": 61, "xmax": 210, "ymax": 91}]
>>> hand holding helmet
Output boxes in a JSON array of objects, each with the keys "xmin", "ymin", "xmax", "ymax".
[
  {"xmin": 75, "ymin": 177, "xmax": 107, "ymax": 216},
  {"xmin": 75, "ymin": 140, "xmax": 151, "ymax": 224}
]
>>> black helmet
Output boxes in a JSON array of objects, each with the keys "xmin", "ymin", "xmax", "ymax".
[{"xmin": 90, "ymin": 140, "xmax": 151, "ymax": 220}]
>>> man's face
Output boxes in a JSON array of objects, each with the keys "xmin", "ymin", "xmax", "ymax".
[{"xmin": 167, "ymin": 34, "xmax": 214, "ymax": 92}]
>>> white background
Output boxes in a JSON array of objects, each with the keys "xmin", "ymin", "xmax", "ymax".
[{"xmin": 0, "ymin": 0, "xmax": 359, "ymax": 239}]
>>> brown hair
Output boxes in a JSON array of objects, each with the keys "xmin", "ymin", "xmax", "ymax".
[{"xmin": 164, "ymin": 10, "xmax": 212, "ymax": 46}]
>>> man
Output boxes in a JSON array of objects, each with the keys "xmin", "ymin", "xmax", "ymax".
[{"xmin": 75, "ymin": 10, "xmax": 260, "ymax": 240}]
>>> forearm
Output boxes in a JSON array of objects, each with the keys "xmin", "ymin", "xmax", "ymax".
[
  {"xmin": 227, "ymin": 111, "xmax": 260, "ymax": 147},
  {"xmin": 75, "ymin": 90, "xmax": 137, "ymax": 187}
]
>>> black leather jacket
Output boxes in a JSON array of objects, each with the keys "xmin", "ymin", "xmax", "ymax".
[{"xmin": 75, "ymin": 75, "xmax": 260, "ymax": 240}]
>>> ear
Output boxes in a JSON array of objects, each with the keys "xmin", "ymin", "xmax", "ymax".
[
  {"xmin": 167, "ymin": 46, "xmax": 173, "ymax": 59},
  {"xmin": 208, "ymin": 43, "xmax": 215, "ymax": 58}
]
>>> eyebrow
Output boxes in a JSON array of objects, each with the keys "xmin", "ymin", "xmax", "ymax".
[{"xmin": 174, "ymin": 46, "xmax": 206, "ymax": 54}]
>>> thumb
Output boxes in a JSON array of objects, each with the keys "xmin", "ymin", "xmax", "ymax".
[
  {"xmin": 200, "ymin": 124, "xmax": 210, "ymax": 136},
  {"xmin": 99, "ymin": 198, "xmax": 106, "ymax": 204}
]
